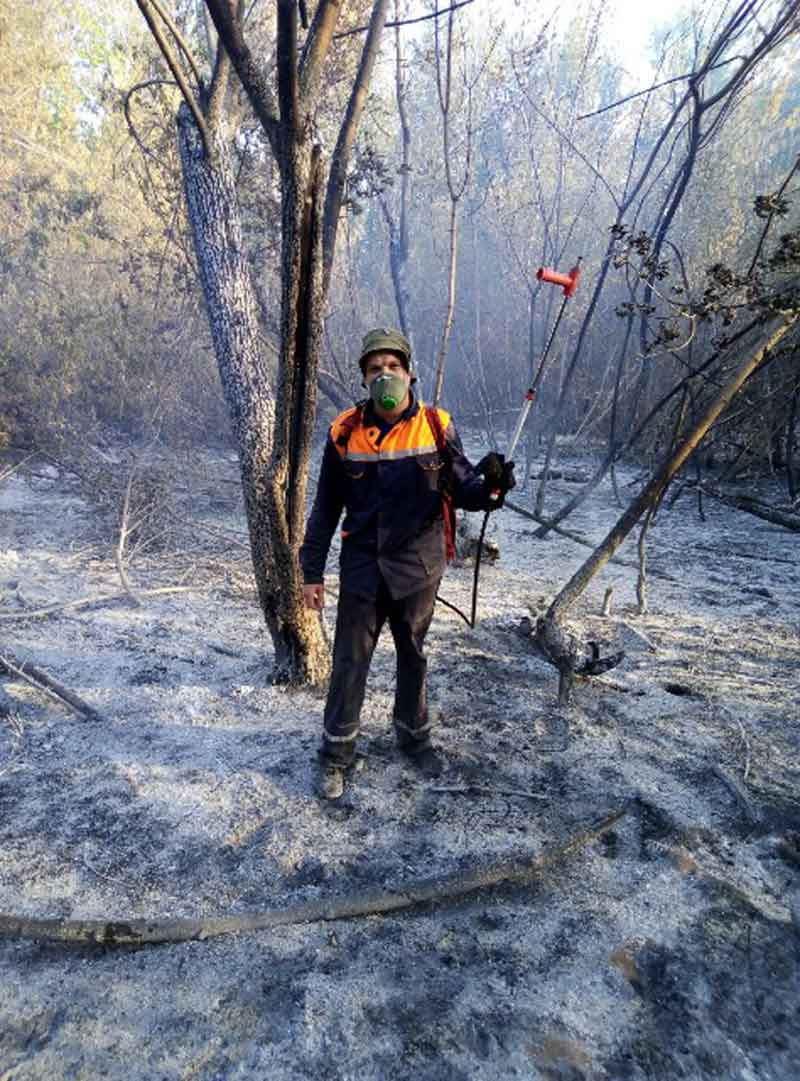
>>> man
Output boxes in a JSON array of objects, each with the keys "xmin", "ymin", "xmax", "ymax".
[{"xmin": 300, "ymin": 327, "xmax": 515, "ymax": 799}]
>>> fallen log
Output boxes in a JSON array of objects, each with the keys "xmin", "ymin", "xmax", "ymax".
[
  {"xmin": 698, "ymin": 486, "xmax": 800, "ymax": 532},
  {"xmin": 689, "ymin": 542, "xmax": 796, "ymax": 566},
  {"xmin": 0, "ymin": 586, "xmax": 195, "ymax": 623},
  {"xmin": 505, "ymin": 500, "xmax": 676, "ymax": 582},
  {"xmin": 0, "ymin": 650, "xmax": 104, "ymax": 722},
  {"xmin": 529, "ymin": 470, "xmax": 590, "ymax": 484},
  {"xmin": 0, "ymin": 807, "xmax": 627, "ymax": 946}
]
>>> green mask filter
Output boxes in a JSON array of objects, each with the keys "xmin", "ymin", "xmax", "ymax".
[{"xmin": 370, "ymin": 371, "xmax": 407, "ymax": 410}]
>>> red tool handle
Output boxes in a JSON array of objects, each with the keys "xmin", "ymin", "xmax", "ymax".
[{"xmin": 536, "ymin": 263, "xmax": 581, "ymax": 298}]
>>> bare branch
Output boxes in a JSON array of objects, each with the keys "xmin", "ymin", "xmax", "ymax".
[
  {"xmin": 334, "ymin": 0, "xmax": 475, "ymax": 40},
  {"xmin": 204, "ymin": 0, "xmax": 281, "ymax": 150},
  {"xmin": 322, "ymin": 0, "xmax": 391, "ymax": 291},
  {"xmin": 0, "ymin": 809, "xmax": 627, "ymax": 944},
  {"xmin": 277, "ymin": 0, "xmax": 300, "ymax": 141},
  {"xmin": 300, "ymin": 0, "xmax": 344, "ymax": 106},
  {"xmin": 576, "ymin": 57, "xmax": 743, "ymax": 120},
  {"xmin": 116, "ymin": 469, "xmax": 143, "ymax": 607},
  {"xmin": 0, "ymin": 588, "xmax": 198, "ymax": 623},
  {"xmin": 123, "ymin": 79, "xmax": 179, "ymax": 169},
  {"xmin": 517, "ymin": 95, "xmax": 621, "ymax": 213},
  {"xmin": 0, "ymin": 651, "xmax": 104, "ymax": 722},
  {"xmin": 146, "ymin": 0, "xmax": 207, "ymax": 92},
  {"xmin": 134, "ymin": 0, "xmax": 211, "ymax": 156},
  {"xmin": 207, "ymin": 18, "xmax": 234, "ymax": 129}
]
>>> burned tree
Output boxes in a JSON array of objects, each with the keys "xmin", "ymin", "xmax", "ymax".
[
  {"xmin": 529, "ymin": 0, "xmax": 800, "ymax": 533},
  {"xmin": 134, "ymin": 0, "xmax": 391, "ymax": 684},
  {"xmin": 534, "ymin": 192, "xmax": 800, "ymax": 701}
]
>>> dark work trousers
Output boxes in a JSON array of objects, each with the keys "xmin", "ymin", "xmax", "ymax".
[{"xmin": 321, "ymin": 576, "xmax": 440, "ymax": 766}]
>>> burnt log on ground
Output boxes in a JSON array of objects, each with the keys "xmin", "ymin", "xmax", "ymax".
[
  {"xmin": 698, "ymin": 486, "xmax": 800, "ymax": 531},
  {"xmin": 0, "ymin": 808, "xmax": 626, "ymax": 946},
  {"xmin": 0, "ymin": 649, "xmax": 104, "ymax": 721}
]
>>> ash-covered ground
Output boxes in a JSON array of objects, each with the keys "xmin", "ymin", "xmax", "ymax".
[{"xmin": 1, "ymin": 443, "xmax": 799, "ymax": 1081}]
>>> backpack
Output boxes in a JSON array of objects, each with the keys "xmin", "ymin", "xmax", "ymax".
[{"xmin": 334, "ymin": 403, "xmax": 456, "ymax": 563}]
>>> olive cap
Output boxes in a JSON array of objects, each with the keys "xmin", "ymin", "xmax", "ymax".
[{"xmin": 358, "ymin": 327, "xmax": 412, "ymax": 373}]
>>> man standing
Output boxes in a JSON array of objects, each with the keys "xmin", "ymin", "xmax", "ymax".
[{"xmin": 300, "ymin": 328, "xmax": 515, "ymax": 799}]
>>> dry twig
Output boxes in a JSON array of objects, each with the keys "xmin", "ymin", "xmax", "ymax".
[
  {"xmin": 116, "ymin": 466, "xmax": 143, "ymax": 605},
  {"xmin": 0, "ymin": 453, "xmax": 36, "ymax": 486},
  {"xmin": 0, "ymin": 587, "xmax": 196, "ymax": 623},
  {"xmin": 734, "ymin": 717, "xmax": 752, "ymax": 782},
  {"xmin": 0, "ymin": 650, "xmax": 104, "ymax": 721},
  {"xmin": 620, "ymin": 621, "xmax": 658, "ymax": 653}
]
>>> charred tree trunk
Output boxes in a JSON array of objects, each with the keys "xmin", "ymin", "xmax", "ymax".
[
  {"xmin": 270, "ymin": 140, "xmax": 331, "ymax": 683},
  {"xmin": 386, "ymin": 2, "xmax": 412, "ymax": 338},
  {"xmin": 536, "ymin": 317, "xmax": 797, "ymax": 700},
  {"xmin": 142, "ymin": 0, "xmax": 392, "ymax": 686},
  {"xmin": 178, "ymin": 107, "xmax": 328, "ymax": 684}
]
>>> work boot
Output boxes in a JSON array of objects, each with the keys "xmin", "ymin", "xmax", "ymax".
[
  {"xmin": 403, "ymin": 745, "xmax": 443, "ymax": 778},
  {"xmin": 317, "ymin": 762, "xmax": 346, "ymax": 800}
]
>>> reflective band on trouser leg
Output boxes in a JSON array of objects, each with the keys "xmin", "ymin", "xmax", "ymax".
[
  {"xmin": 323, "ymin": 727, "xmax": 359, "ymax": 743},
  {"xmin": 394, "ymin": 716, "xmax": 432, "ymax": 737}
]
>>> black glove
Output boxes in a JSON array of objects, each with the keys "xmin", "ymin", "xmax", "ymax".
[{"xmin": 476, "ymin": 452, "xmax": 516, "ymax": 509}]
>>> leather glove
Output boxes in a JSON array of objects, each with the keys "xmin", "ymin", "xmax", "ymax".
[{"xmin": 476, "ymin": 452, "xmax": 516, "ymax": 509}]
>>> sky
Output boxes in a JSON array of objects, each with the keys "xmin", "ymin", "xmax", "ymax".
[
  {"xmin": 483, "ymin": 0, "xmax": 695, "ymax": 87},
  {"xmin": 603, "ymin": 0, "xmax": 692, "ymax": 85}
]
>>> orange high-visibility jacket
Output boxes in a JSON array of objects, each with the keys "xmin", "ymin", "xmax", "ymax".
[{"xmin": 300, "ymin": 396, "xmax": 490, "ymax": 599}]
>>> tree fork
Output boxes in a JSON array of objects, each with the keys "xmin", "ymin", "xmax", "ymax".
[{"xmin": 177, "ymin": 107, "xmax": 327, "ymax": 687}]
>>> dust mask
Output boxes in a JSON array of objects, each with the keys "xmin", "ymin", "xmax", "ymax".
[{"xmin": 369, "ymin": 371, "xmax": 408, "ymax": 411}]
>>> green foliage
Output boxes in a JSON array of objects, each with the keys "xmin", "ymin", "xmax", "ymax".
[{"xmin": 0, "ymin": 0, "xmax": 230, "ymax": 453}]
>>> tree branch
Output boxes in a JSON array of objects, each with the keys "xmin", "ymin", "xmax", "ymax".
[
  {"xmin": 206, "ymin": 18, "xmax": 234, "ymax": 130},
  {"xmin": 123, "ymin": 79, "xmax": 179, "ymax": 166},
  {"xmin": 0, "ymin": 651, "xmax": 104, "ymax": 722},
  {"xmin": 0, "ymin": 588, "xmax": 197, "ymax": 623},
  {"xmin": 134, "ymin": 0, "xmax": 211, "ymax": 157},
  {"xmin": 576, "ymin": 57, "xmax": 742, "ymax": 120},
  {"xmin": 322, "ymin": 0, "xmax": 391, "ymax": 292},
  {"xmin": 334, "ymin": 0, "xmax": 475, "ymax": 40},
  {"xmin": 146, "ymin": 0, "xmax": 207, "ymax": 92},
  {"xmin": 299, "ymin": 0, "xmax": 344, "ymax": 106},
  {"xmin": 277, "ymin": 0, "xmax": 300, "ymax": 143},
  {"xmin": 204, "ymin": 0, "xmax": 281, "ymax": 151},
  {"xmin": 548, "ymin": 317, "xmax": 797, "ymax": 624}
]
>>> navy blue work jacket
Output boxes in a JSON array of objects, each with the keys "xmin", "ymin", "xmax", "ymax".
[{"xmin": 299, "ymin": 396, "xmax": 490, "ymax": 599}]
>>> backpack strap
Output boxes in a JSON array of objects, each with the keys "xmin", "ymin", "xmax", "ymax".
[
  {"xmin": 424, "ymin": 405, "xmax": 448, "ymax": 456},
  {"xmin": 424, "ymin": 406, "xmax": 456, "ymax": 563}
]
